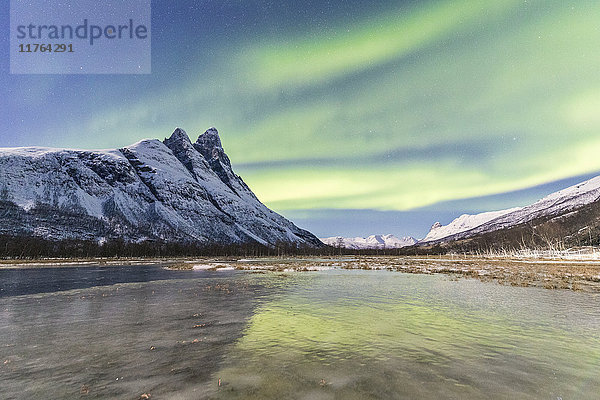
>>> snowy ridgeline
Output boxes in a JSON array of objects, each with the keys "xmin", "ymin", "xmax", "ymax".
[
  {"xmin": 327, "ymin": 174, "xmax": 600, "ymax": 249},
  {"xmin": 320, "ymin": 234, "xmax": 417, "ymax": 249},
  {"xmin": 422, "ymin": 175, "xmax": 600, "ymax": 243},
  {"xmin": 423, "ymin": 208, "xmax": 522, "ymax": 242},
  {"xmin": 0, "ymin": 127, "xmax": 322, "ymax": 247}
]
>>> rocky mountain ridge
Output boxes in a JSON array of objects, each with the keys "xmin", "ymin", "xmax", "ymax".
[
  {"xmin": 417, "ymin": 174, "xmax": 600, "ymax": 250},
  {"xmin": 0, "ymin": 127, "xmax": 322, "ymax": 248}
]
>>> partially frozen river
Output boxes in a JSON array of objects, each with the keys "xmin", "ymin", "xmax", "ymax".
[{"xmin": 1, "ymin": 265, "xmax": 599, "ymax": 399}]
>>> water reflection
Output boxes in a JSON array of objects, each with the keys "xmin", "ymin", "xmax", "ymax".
[
  {"xmin": 1, "ymin": 267, "xmax": 599, "ymax": 399},
  {"xmin": 0, "ymin": 271, "xmax": 290, "ymax": 399},
  {"xmin": 212, "ymin": 270, "xmax": 600, "ymax": 400}
]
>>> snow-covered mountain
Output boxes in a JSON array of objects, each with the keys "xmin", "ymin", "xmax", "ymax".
[
  {"xmin": 423, "ymin": 208, "xmax": 521, "ymax": 242},
  {"xmin": 0, "ymin": 127, "xmax": 322, "ymax": 247},
  {"xmin": 321, "ymin": 234, "xmax": 417, "ymax": 249},
  {"xmin": 421, "ymin": 175, "xmax": 600, "ymax": 244}
]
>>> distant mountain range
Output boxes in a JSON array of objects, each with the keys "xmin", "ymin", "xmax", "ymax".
[
  {"xmin": 0, "ymin": 127, "xmax": 322, "ymax": 248},
  {"xmin": 330, "ymin": 174, "xmax": 600, "ymax": 252},
  {"xmin": 320, "ymin": 234, "xmax": 417, "ymax": 249},
  {"xmin": 418, "ymin": 175, "xmax": 600, "ymax": 250}
]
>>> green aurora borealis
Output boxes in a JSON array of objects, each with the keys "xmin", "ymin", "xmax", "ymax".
[{"xmin": 3, "ymin": 0, "xmax": 600, "ymax": 237}]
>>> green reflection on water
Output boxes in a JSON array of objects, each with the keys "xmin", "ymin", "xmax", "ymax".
[{"xmin": 213, "ymin": 271, "xmax": 600, "ymax": 399}]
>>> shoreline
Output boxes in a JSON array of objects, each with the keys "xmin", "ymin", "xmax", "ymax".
[{"xmin": 2, "ymin": 255, "xmax": 600, "ymax": 292}]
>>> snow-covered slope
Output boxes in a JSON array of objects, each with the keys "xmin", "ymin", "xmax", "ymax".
[
  {"xmin": 321, "ymin": 234, "xmax": 417, "ymax": 249},
  {"xmin": 0, "ymin": 128, "xmax": 322, "ymax": 247},
  {"xmin": 422, "ymin": 175, "xmax": 600, "ymax": 243},
  {"xmin": 423, "ymin": 208, "xmax": 521, "ymax": 242}
]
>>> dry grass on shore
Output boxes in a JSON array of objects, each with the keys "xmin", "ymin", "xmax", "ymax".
[
  {"xmin": 228, "ymin": 255, "xmax": 600, "ymax": 292},
  {"xmin": 2, "ymin": 255, "xmax": 600, "ymax": 292}
]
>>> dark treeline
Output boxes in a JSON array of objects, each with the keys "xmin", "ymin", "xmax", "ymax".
[
  {"xmin": 0, "ymin": 234, "xmax": 450, "ymax": 259},
  {"xmin": 0, "ymin": 235, "xmax": 327, "ymax": 259}
]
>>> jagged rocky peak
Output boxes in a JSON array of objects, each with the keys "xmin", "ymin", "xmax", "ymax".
[
  {"xmin": 195, "ymin": 127, "xmax": 228, "ymax": 163},
  {"xmin": 430, "ymin": 222, "xmax": 442, "ymax": 230},
  {"xmin": 198, "ymin": 127, "xmax": 222, "ymax": 147},
  {"xmin": 164, "ymin": 127, "xmax": 192, "ymax": 145},
  {"xmin": 192, "ymin": 127, "xmax": 241, "ymax": 193},
  {"xmin": 163, "ymin": 127, "xmax": 212, "ymax": 178}
]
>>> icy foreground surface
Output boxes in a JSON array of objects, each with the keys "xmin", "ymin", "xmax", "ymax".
[
  {"xmin": 320, "ymin": 234, "xmax": 417, "ymax": 249},
  {"xmin": 0, "ymin": 128, "xmax": 322, "ymax": 247},
  {"xmin": 423, "ymin": 175, "xmax": 600, "ymax": 243}
]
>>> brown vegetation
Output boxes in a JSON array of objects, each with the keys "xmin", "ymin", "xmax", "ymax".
[{"xmin": 229, "ymin": 255, "xmax": 600, "ymax": 292}]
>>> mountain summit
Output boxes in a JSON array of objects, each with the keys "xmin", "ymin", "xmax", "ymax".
[{"xmin": 0, "ymin": 127, "xmax": 322, "ymax": 248}]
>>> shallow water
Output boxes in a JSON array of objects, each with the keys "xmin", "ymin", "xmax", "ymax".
[{"xmin": 1, "ymin": 266, "xmax": 599, "ymax": 399}]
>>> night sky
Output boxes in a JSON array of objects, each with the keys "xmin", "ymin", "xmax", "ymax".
[{"xmin": 2, "ymin": 0, "xmax": 600, "ymax": 239}]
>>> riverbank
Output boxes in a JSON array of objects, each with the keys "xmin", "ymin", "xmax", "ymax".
[
  {"xmin": 170, "ymin": 255, "xmax": 600, "ymax": 292},
  {"xmin": 3, "ymin": 255, "xmax": 600, "ymax": 292}
]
